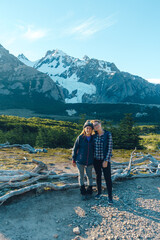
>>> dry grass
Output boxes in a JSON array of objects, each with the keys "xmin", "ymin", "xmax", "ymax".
[
  {"xmin": 0, "ymin": 147, "xmax": 159, "ymax": 171},
  {"xmin": 140, "ymin": 134, "xmax": 160, "ymax": 151},
  {"xmin": 0, "ymin": 147, "xmax": 72, "ymax": 171}
]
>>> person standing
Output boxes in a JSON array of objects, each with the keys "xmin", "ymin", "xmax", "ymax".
[
  {"xmin": 92, "ymin": 120, "xmax": 113, "ymax": 204},
  {"xmin": 72, "ymin": 120, "xmax": 94, "ymax": 200}
]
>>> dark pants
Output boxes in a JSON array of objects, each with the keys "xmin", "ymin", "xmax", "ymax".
[{"xmin": 93, "ymin": 159, "xmax": 112, "ymax": 200}]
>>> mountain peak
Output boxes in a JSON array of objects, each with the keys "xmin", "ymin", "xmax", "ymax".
[
  {"xmin": 83, "ymin": 55, "xmax": 90, "ymax": 61},
  {"xmin": 45, "ymin": 49, "xmax": 67, "ymax": 58},
  {"xmin": 18, "ymin": 54, "xmax": 29, "ymax": 61}
]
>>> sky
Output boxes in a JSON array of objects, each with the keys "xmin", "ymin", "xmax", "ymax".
[{"xmin": 0, "ymin": 0, "xmax": 160, "ymax": 83}]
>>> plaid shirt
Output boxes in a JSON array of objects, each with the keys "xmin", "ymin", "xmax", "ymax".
[
  {"xmin": 94, "ymin": 131, "xmax": 113, "ymax": 162},
  {"xmin": 94, "ymin": 135, "xmax": 104, "ymax": 160}
]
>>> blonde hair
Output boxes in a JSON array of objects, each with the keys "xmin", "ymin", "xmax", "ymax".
[
  {"xmin": 91, "ymin": 119, "xmax": 101, "ymax": 124},
  {"xmin": 80, "ymin": 129, "xmax": 87, "ymax": 135}
]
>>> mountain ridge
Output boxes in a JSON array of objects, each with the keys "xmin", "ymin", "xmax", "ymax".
[
  {"xmin": 18, "ymin": 49, "xmax": 160, "ymax": 104},
  {"xmin": 0, "ymin": 44, "xmax": 64, "ymax": 104}
]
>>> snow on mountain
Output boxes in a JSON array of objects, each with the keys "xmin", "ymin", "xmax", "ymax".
[
  {"xmin": 18, "ymin": 54, "xmax": 39, "ymax": 67},
  {"xmin": 18, "ymin": 49, "xmax": 160, "ymax": 105},
  {"xmin": 98, "ymin": 60, "xmax": 115, "ymax": 73},
  {"xmin": 56, "ymin": 74, "xmax": 96, "ymax": 103},
  {"xmin": 18, "ymin": 49, "xmax": 115, "ymax": 103},
  {"xmin": 66, "ymin": 109, "xmax": 77, "ymax": 116}
]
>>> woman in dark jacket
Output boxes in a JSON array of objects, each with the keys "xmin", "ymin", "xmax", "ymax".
[{"xmin": 72, "ymin": 120, "xmax": 94, "ymax": 200}]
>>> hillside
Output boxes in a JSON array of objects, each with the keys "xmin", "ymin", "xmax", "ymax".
[{"xmin": 0, "ymin": 44, "xmax": 64, "ymax": 107}]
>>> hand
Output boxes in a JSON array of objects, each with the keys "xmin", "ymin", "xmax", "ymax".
[
  {"xmin": 102, "ymin": 161, "xmax": 108, "ymax": 168},
  {"xmin": 72, "ymin": 162, "xmax": 76, "ymax": 167}
]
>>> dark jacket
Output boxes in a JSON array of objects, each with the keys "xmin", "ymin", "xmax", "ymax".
[
  {"xmin": 72, "ymin": 134, "xmax": 94, "ymax": 166},
  {"xmin": 94, "ymin": 130, "xmax": 113, "ymax": 162}
]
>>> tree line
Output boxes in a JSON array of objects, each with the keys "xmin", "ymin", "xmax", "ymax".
[{"xmin": 0, "ymin": 114, "xmax": 142, "ymax": 149}]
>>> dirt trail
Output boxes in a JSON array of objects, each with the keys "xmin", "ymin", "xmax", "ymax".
[{"xmin": 0, "ymin": 176, "xmax": 159, "ymax": 240}]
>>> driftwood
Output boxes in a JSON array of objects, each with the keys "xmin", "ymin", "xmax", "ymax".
[
  {"xmin": 32, "ymin": 159, "xmax": 48, "ymax": 173},
  {"xmin": 0, "ymin": 182, "xmax": 79, "ymax": 205},
  {"xmin": 0, "ymin": 159, "xmax": 47, "ymax": 182},
  {"xmin": 0, "ymin": 149, "xmax": 159, "ymax": 205},
  {"xmin": 0, "ymin": 142, "xmax": 47, "ymax": 153},
  {"xmin": 111, "ymin": 150, "xmax": 160, "ymax": 181}
]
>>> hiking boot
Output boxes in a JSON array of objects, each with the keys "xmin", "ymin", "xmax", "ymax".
[
  {"xmin": 80, "ymin": 185, "xmax": 86, "ymax": 200},
  {"xmin": 108, "ymin": 198, "xmax": 113, "ymax": 205},
  {"xmin": 86, "ymin": 186, "xmax": 93, "ymax": 194},
  {"xmin": 86, "ymin": 186, "xmax": 93, "ymax": 199},
  {"xmin": 95, "ymin": 194, "xmax": 102, "ymax": 200}
]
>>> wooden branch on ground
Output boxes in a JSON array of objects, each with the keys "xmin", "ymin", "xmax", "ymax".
[
  {"xmin": 0, "ymin": 170, "xmax": 38, "ymax": 176},
  {"xmin": 0, "ymin": 142, "xmax": 47, "ymax": 153},
  {"xmin": 0, "ymin": 149, "xmax": 159, "ymax": 205},
  {"xmin": 0, "ymin": 159, "xmax": 47, "ymax": 182},
  {"xmin": 0, "ymin": 173, "xmax": 37, "ymax": 182},
  {"xmin": 0, "ymin": 172, "xmax": 51, "ymax": 189},
  {"xmin": 0, "ymin": 182, "xmax": 79, "ymax": 205},
  {"xmin": 32, "ymin": 159, "xmax": 48, "ymax": 173},
  {"xmin": 111, "ymin": 149, "xmax": 160, "ymax": 181}
]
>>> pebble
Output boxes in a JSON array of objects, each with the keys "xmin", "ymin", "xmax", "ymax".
[
  {"xmin": 53, "ymin": 234, "xmax": 58, "ymax": 238},
  {"xmin": 72, "ymin": 236, "xmax": 80, "ymax": 240},
  {"xmin": 73, "ymin": 226, "xmax": 80, "ymax": 235}
]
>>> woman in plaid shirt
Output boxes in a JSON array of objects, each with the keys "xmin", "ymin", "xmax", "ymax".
[{"xmin": 92, "ymin": 120, "xmax": 113, "ymax": 204}]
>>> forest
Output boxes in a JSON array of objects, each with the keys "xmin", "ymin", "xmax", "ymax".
[{"xmin": 0, "ymin": 114, "xmax": 159, "ymax": 150}]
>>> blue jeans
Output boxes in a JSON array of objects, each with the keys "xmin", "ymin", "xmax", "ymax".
[{"xmin": 76, "ymin": 163, "xmax": 93, "ymax": 186}]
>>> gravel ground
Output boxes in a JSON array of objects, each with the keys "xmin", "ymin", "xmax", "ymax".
[{"xmin": 0, "ymin": 177, "xmax": 159, "ymax": 240}]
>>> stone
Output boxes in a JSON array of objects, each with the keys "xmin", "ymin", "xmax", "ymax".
[
  {"xmin": 53, "ymin": 234, "xmax": 58, "ymax": 238},
  {"xmin": 73, "ymin": 227, "xmax": 80, "ymax": 235},
  {"xmin": 72, "ymin": 236, "xmax": 80, "ymax": 240}
]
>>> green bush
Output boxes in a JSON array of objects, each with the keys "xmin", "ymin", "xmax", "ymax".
[{"xmin": 110, "ymin": 114, "xmax": 141, "ymax": 149}]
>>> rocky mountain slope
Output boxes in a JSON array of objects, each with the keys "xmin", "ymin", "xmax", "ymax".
[
  {"xmin": 18, "ymin": 49, "xmax": 160, "ymax": 104},
  {"xmin": 0, "ymin": 45, "xmax": 64, "ymax": 104}
]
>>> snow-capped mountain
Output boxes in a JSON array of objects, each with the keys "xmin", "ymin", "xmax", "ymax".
[
  {"xmin": 18, "ymin": 49, "xmax": 160, "ymax": 105},
  {"xmin": 18, "ymin": 50, "xmax": 119, "ymax": 103},
  {"xmin": 17, "ymin": 54, "xmax": 39, "ymax": 67},
  {"xmin": 0, "ymin": 44, "xmax": 64, "ymax": 103}
]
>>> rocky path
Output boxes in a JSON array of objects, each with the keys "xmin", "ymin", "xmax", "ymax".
[{"xmin": 0, "ymin": 177, "xmax": 159, "ymax": 240}]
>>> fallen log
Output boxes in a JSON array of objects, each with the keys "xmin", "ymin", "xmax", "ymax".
[
  {"xmin": 48, "ymin": 173, "xmax": 78, "ymax": 180},
  {"xmin": 0, "ymin": 173, "xmax": 50, "ymax": 189},
  {"xmin": 0, "ymin": 159, "xmax": 48, "ymax": 182},
  {"xmin": 0, "ymin": 142, "xmax": 47, "ymax": 153},
  {"xmin": 0, "ymin": 170, "xmax": 38, "ymax": 176},
  {"xmin": 0, "ymin": 173, "xmax": 37, "ymax": 182},
  {"xmin": 32, "ymin": 159, "xmax": 48, "ymax": 173},
  {"xmin": 0, "ymin": 182, "xmax": 79, "ymax": 205}
]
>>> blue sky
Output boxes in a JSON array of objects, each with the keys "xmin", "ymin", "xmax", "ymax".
[{"xmin": 0, "ymin": 0, "xmax": 160, "ymax": 83}]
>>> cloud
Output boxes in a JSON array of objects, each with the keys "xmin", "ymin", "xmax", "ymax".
[
  {"xmin": 5, "ymin": 37, "xmax": 17, "ymax": 46},
  {"xmin": 147, "ymin": 79, "xmax": 160, "ymax": 84},
  {"xmin": 23, "ymin": 26, "xmax": 48, "ymax": 41},
  {"xmin": 66, "ymin": 15, "xmax": 116, "ymax": 39}
]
